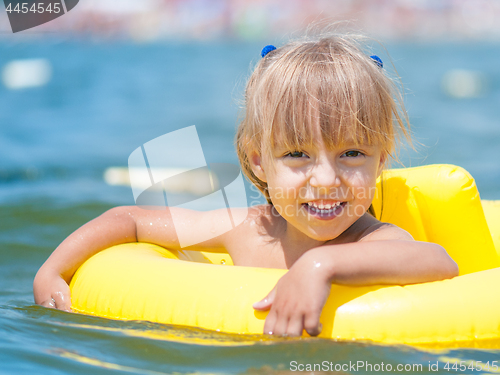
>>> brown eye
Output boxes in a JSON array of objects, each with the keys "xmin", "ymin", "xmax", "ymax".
[
  {"xmin": 287, "ymin": 151, "xmax": 305, "ymax": 158},
  {"xmin": 343, "ymin": 150, "xmax": 363, "ymax": 158}
]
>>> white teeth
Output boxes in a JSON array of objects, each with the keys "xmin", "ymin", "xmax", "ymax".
[{"xmin": 306, "ymin": 201, "xmax": 343, "ymax": 212}]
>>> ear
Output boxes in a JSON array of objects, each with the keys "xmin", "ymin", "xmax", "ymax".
[{"xmin": 248, "ymin": 151, "xmax": 267, "ymax": 183}]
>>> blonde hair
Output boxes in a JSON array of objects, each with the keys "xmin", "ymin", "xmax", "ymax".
[{"xmin": 236, "ymin": 33, "xmax": 410, "ymax": 202}]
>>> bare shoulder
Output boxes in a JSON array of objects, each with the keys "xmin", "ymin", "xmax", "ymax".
[
  {"xmin": 229, "ymin": 204, "xmax": 281, "ymax": 236},
  {"xmin": 223, "ymin": 204, "xmax": 282, "ymax": 243},
  {"xmin": 358, "ymin": 221, "xmax": 414, "ymax": 242},
  {"xmin": 222, "ymin": 204, "xmax": 288, "ymax": 266}
]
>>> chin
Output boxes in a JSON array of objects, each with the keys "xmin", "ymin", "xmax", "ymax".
[{"xmin": 305, "ymin": 230, "xmax": 341, "ymax": 242}]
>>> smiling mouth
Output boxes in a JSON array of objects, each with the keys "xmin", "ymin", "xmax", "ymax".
[{"xmin": 302, "ymin": 201, "xmax": 346, "ymax": 219}]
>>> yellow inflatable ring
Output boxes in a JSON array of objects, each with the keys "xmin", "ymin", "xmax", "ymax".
[{"xmin": 70, "ymin": 165, "xmax": 500, "ymax": 347}]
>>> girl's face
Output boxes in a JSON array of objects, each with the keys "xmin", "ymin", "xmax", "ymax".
[{"xmin": 250, "ymin": 127, "xmax": 385, "ymax": 242}]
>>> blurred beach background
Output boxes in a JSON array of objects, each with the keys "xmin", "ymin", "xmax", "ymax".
[{"xmin": 1, "ymin": 1, "xmax": 500, "ymax": 374}]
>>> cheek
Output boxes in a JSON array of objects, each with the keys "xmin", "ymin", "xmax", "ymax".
[
  {"xmin": 346, "ymin": 170, "xmax": 377, "ymax": 202},
  {"xmin": 267, "ymin": 170, "xmax": 305, "ymax": 200},
  {"xmin": 268, "ymin": 186, "xmax": 302, "ymax": 207}
]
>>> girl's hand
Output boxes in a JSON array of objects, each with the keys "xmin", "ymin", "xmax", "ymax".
[
  {"xmin": 33, "ymin": 268, "xmax": 72, "ymax": 311},
  {"xmin": 252, "ymin": 250, "xmax": 331, "ymax": 337}
]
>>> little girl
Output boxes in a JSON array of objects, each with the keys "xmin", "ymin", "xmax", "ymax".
[{"xmin": 34, "ymin": 33, "xmax": 458, "ymax": 337}]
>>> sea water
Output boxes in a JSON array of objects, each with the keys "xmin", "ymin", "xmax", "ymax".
[{"xmin": 1, "ymin": 40, "xmax": 499, "ymax": 374}]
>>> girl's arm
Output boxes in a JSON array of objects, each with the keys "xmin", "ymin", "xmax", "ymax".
[
  {"xmin": 33, "ymin": 205, "xmax": 231, "ymax": 310},
  {"xmin": 253, "ymin": 225, "xmax": 459, "ymax": 337}
]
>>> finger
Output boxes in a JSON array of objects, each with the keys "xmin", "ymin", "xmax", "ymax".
[
  {"xmin": 269, "ymin": 302, "xmax": 291, "ymax": 337},
  {"xmin": 253, "ymin": 286, "xmax": 276, "ymax": 311},
  {"xmin": 285, "ymin": 314, "xmax": 304, "ymax": 337},
  {"xmin": 272, "ymin": 312, "xmax": 289, "ymax": 337},
  {"xmin": 52, "ymin": 290, "xmax": 71, "ymax": 312},
  {"xmin": 304, "ymin": 313, "xmax": 323, "ymax": 337},
  {"xmin": 263, "ymin": 309, "xmax": 277, "ymax": 335},
  {"xmin": 39, "ymin": 297, "xmax": 56, "ymax": 309}
]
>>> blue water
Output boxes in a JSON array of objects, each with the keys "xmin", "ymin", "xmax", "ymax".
[{"xmin": 1, "ymin": 39, "xmax": 499, "ymax": 374}]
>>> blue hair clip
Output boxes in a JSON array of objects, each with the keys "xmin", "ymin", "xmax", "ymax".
[
  {"xmin": 370, "ymin": 55, "xmax": 383, "ymax": 69},
  {"xmin": 261, "ymin": 45, "xmax": 276, "ymax": 58}
]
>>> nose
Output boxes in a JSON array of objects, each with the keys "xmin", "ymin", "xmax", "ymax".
[{"xmin": 308, "ymin": 155, "xmax": 341, "ymax": 190}]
